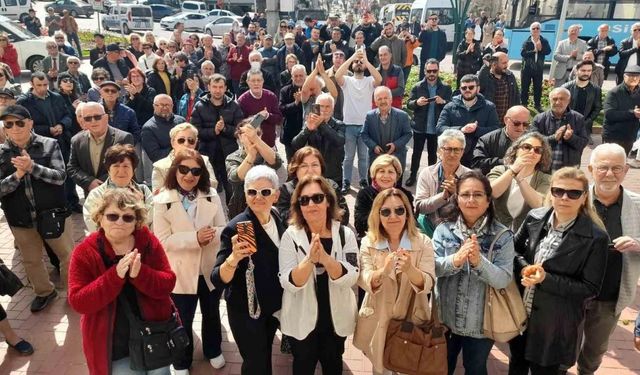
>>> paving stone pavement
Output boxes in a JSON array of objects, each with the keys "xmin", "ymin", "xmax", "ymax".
[{"xmin": 0, "ymin": 135, "xmax": 639, "ymax": 374}]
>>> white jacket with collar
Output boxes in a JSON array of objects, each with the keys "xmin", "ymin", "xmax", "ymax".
[
  {"xmin": 278, "ymin": 220, "xmax": 360, "ymax": 340},
  {"xmin": 153, "ymin": 188, "xmax": 227, "ymax": 294}
]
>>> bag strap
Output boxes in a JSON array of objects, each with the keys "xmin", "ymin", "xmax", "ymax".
[
  {"xmin": 486, "ymin": 227, "xmax": 510, "ymax": 263},
  {"xmin": 339, "ymin": 225, "xmax": 345, "ymax": 250}
]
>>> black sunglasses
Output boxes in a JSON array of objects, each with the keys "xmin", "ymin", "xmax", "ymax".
[
  {"xmin": 83, "ymin": 114, "xmax": 104, "ymax": 122},
  {"xmin": 176, "ymin": 137, "xmax": 196, "ymax": 145},
  {"xmin": 177, "ymin": 165, "xmax": 203, "ymax": 176},
  {"xmin": 105, "ymin": 213, "xmax": 136, "ymax": 223},
  {"xmin": 550, "ymin": 187, "xmax": 584, "ymax": 200},
  {"xmin": 426, "ymin": 69, "xmax": 438, "ymax": 73},
  {"xmin": 519, "ymin": 143, "xmax": 542, "ymax": 154},
  {"xmin": 67, "ymin": 61, "xmax": 79, "ymax": 65},
  {"xmin": 246, "ymin": 188, "xmax": 276, "ymax": 197},
  {"xmin": 509, "ymin": 119, "xmax": 530, "ymax": 128},
  {"xmin": 460, "ymin": 85, "xmax": 476, "ymax": 91},
  {"xmin": 3, "ymin": 120, "xmax": 26, "ymax": 129},
  {"xmin": 380, "ymin": 206, "xmax": 406, "ymax": 217},
  {"xmin": 298, "ymin": 193, "xmax": 325, "ymax": 206}
]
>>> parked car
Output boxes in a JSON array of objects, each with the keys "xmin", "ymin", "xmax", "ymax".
[
  {"xmin": 1, "ymin": 0, "xmax": 32, "ymax": 22},
  {"xmin": 141, "ymin": 0, "xmax": 179, "ymax": 7},
  {"xmin": 180, "ymin": 1, "xmax": 207, "ymax": 14},
  {"xmin": 150, "ymin": 4, "xmax": 179, "ymax": 21},
  {"xmin": 0, "ymin": 15, "xmax": 47, "ymax": 72},
  {"xmin": 160, "ymin": 10, "xmax": 220, "ymax": 31},
  {"xmin": 102, "ymin": 4, "xmax": 153, "ymax": 34},
  {"xmin": 101, "ymin": 0, "xmax": 137, "ymax": 14},
  {"xmin": 50, "ymin": 0, "xmax": 95, "ymax": 17},
  {"xmin": 204, "ymin": 16, "xmax": 241, "ymax": 37}
]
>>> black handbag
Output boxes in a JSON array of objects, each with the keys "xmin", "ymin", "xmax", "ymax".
[
  {"xmin": 0, "ymin": 258, "xmax": 23, "ymax": 296},
  {"xmin": 118, "ymin": 295, "xmax": 190, "ymax": 371},
  {"xmin": 36, "ymin": 208, "xmax": 68, "ymax": 239}
]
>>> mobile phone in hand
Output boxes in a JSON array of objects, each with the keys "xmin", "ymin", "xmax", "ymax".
[
  {"xmin": 236, "ymin": 221, "xmax": 257, "ymax": 253},
  {"xmin": 311, "ymin": 104, "xmax": 321, "ymax": 115}
]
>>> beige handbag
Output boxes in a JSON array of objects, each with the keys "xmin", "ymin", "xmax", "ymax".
[{"xmin": 482, "ymin": 228, "xmax": 528, "ymax": 343}]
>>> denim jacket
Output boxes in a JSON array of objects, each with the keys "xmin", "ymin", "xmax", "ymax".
[{"xmin": 433, "ymin": 218, "xmax": 515, "ymax": 338}]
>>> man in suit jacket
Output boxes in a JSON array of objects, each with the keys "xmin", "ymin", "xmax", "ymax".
[
  {"xmin": 361, "ymin": 86, "xmax": 412, "ymax": 174},
  {"xmin": 67, "ymin": 102, "xmax": 134, "ymax": 192},
  {"xmin": 553, "ymin": 24, "xmax": 588, "ymax": 87},
  {"xmin": 41, "ymin": 39, "xmax": 69, "ymax": 89}
]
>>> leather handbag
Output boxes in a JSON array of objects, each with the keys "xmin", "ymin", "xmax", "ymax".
[
  {"xmin": 482, "ymin": 228, "xmax": 527, "ymax": 343},
  {"xmin": 36, "ymin": 208, "xmax": 68, "ymax": 239},
  {"xmin": 383, "ymin": 291, "xmax": 448, "ymax": 375},
  {"xmin": 0, "ymin": 258, "xmax": 23, "ymax": 296}
]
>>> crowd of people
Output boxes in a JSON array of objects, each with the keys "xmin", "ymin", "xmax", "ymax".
[{"xmin": 0, "ymin": 6, "xmax": 639, "ymax": 375}]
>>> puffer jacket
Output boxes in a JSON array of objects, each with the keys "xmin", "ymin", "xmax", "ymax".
[{"xmin": 190, "ymin": 93, "xmax": 244, "ymax": 159}]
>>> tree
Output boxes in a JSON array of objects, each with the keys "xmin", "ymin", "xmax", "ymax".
[{"xmin": 449, "ymin": 0, "xmax": 474, "ymax": 64}]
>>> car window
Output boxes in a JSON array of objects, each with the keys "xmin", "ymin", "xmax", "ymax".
[
  {"xmin": 132, "ymin": 7, "xmax": 151, "ymax": 17},
  {"xmin": 18, "ymin": 0, "xmax": 28, "ymax": 5},
  {"xmin": 216, "ymin": 17, "xmax": 231, "ymax": 24}
]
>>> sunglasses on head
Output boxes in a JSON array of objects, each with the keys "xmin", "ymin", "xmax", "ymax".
[
  {"xmin": 246, "ymin": 188, "xmax": 276, "ymax": 197},
  {"xmin": 176, "ymin": 137, "xmax": 196, "ymax": 145},
  {"xmin": 298, "ymin": 193, "xmax": 325, "ymax": 206},
  {"xmin": 3, "ymin": 120, "xmax": 26, "ymax": 129},
  {"xmin": 460, "ymin": 85, "xmax": 476, "ymax": 91},
  {"xmin": 83, "ymin": 114, "xmax": 104, "ymax": 122},
  {"xmin": 177, "ymin": 165, "xmax": 203, "ymax": 176},
  {"xmin": 550, "ymin": 187, "xmax": 584, "ymax": 200},
  {"xmin": 380, "ymin": 206, "xmax": 406, "ymax": 217},
  {"xmin": 105, "ymin": 213, "xmax": 136, "ymax": 223},
  {"xmin": 519, "ymin": 143, "xmax": 542, "ymax": 154}
]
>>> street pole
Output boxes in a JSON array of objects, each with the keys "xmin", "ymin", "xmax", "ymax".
[
  {"xmin": 266, "ymin": 0, "xmax": 278, "ymax": 36},
  {"xmin": 548, "ymin": 0, "xmax": 570, "ymax": 81}
]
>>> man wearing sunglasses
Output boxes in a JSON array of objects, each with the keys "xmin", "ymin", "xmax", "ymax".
[
  {"xmin": 141, "ymin": 95, "xmax": 185, "ymax": 164},
  {"xmin": 68, "ymin": 102, "xmax": 134, "ymax": 193},
  {"xmin": 0, "ymin": 104, "xmax": 73, "ymax": 313},
  {"xmin": 576, "ymin": 143, "xmax": 640, "ymax": 375},
  {"xmin": 65, "ymin": 56, "xmax": 91, "ymax": 95},
  {"xmin": 520, "ymin": 22, "xmax": 551, "ymax": 113},
  {"xmin": 417, "ymin": 13, "xmax": 447, "ymax": 80},
  {"xmin": 472, "ymin": 105, "xmax": 531, "ymax": 174}
]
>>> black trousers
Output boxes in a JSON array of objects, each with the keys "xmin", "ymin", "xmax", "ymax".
[
  {"xmin": 410, "ymin": 132, "xmax": 438, "ymax": 176},
  {"xmin": 521, "ymin": 68, "xmax": 544, "ymax": 108},
  {"xmin": 602, "ymin": 136, "xmax": 634, "ymax": 156},
  {"xmin": 227, "ymin": 307, "xmax": 279, "ymax": 375},
  {"xmin": 508, "ymin": 332, "xmax": 566, "ymax": 375},
  {"xmin": 290, "ymin": 327, "xmax": 346, "ymax": 375},
  {"xmin": 171, "ymin": 276, "xmax": 223, "ymax": 370}
]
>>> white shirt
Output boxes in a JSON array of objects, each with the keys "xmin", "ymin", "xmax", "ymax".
[
  {"xmin": 506, "ymin": 175, "xmax": 533, "ymax": 220},
  {"xmin": 262, "ymin": 216, "xmax": 280, "ymax": 248},
  {"xmin": 341, "ymin": 75, "xmax": 375, "ymax": 125}
]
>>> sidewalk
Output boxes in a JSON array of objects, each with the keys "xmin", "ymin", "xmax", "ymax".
[{"xmin": 0, "ymin": 136, "xmax": 639, "ymax": 374}]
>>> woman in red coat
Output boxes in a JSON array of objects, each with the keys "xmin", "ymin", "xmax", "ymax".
[
  {"xmin": 0, "ymin": 35, "xmax": 20, "ymax": 78},
  {"xmin": 68, "ymin": 188, "xmax": 177, "ymax": 375}
]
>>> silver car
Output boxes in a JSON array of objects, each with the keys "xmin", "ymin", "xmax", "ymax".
[{"xmin": 204, "ymin": 16, "xmax": 240, "ymax": 36}]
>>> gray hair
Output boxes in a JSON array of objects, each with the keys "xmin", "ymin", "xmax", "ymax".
[
  {"xmin": 291, "ymin": 64, "xmax": 306, "ymax": 75},
  {"xmin": 80, "ymin": 102, "xmax": 105, "ymax": 117},
  {"xmin": 530, "ymin": 22, "xmax": 541, "ymax": 31},
  {"xmin": 549, "ymin": 87, "xmax": 571, "ymax": 99},
  {"xmin": 590, "ymin": 143, "xmax": 627, "ymax": 165},
  {"xmin": 53, "ymin": 31, "xmax": 66, "ymax": 40},
  {"xmin": 248, "ymin": 51, "xmax": 262, "ymax": 61},
  {"xmin": 438, "ymin": 129, "xmax": 466, "ymax": 149},
  {"xmin": 567, "ymin": 24, "xmax": 581, "ymax": 33},
  {"xmin": 169, "ymin": 122, "xmax": 198, "ymax": 140},
  {"xmin": 378, "ymin": 45, "xmax": 391, "ymax": 55},
  {"xmin": 67, "ymin": 56, "xmax": 80, "ymax": 64},
  {"xmin": 374, "ymin": 85, "xmax": 392, "ymax": 98},
  {"xmin": 75, "ymin": 102, "xmax": 85, "ymax": 117},
  {"xmin": 244, "ymin": 165, "xmax": 280, "ymax": 190},
  {"xmin": 247, "ymin": 69, "xmax": 264, "ymax": 80},
  {"xmin": 153, "ymin": 94, "xmax": 173, "ymax": 104},
  {"xmin": 201, "ymin": 60, "xmax": 215, "ymax": 70},
  {"xmin": 315, "ymin": 92, "xmax": 335, "ymax": 107}
]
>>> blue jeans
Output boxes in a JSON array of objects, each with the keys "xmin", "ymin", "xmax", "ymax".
[
  {"xmin": 446, "ymin": 332, "xmax": 494, "ymax": 375},
  {"xmin": 111, "ymin": 357, "xmax": 170, "ymax": 375},
  {"xmin": 342, "ymin": 124, "xmax": 368, "ymax": 185}
]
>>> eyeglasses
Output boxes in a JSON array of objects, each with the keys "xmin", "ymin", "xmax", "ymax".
[
  {"xmin": 379, "ymin": 206, "xmax": 406, "ymax": 217},
  {"xmin": 67, "ymin": 61, "xmax": 79, "ymax": 65},
  {"xmin": 460, "ymin": 85, "xmax": 476, "ymax": 91},
  {"xmin": 531, "ymin": 27, "xmax": 540, "ymax": 30},
  {"xmin": 176, "ymin": 137, "xmax": 196, "ymax": 145},
  {"xmin": 426, "ymin": 69, "xmax": 438, "ymax": 73},
  {"xmin": 594, "ymin": 165, "xmax": 625, "ymax": 174},
  {"xmin": 518, "ymin": 143, "xmax": 543, "ymax": 154},
  {"xmin": 633, "ymin": 29, "xmax": 640, "ymax": 32},
  {"xmin": 101, "ymin": 88, "xmax": 118, "ymax": 94},
  {"xmin": 440, "ymin": 147, "xmax": 463, "ymax": 154},
  {"xmin": 298, "ymin": 193, "xmax": 325, "ymax": 206},
  {"xmin": 458, "ymin": 192, "xmax": 487, "ymax": 201},
  {"xmin": 246, "ymin": 188, "xmax": 276, "ymax": 197},
  {"xmin": 177, "ymin": 165, "xmax": 203, "ymax": 176},
  {"xmin": 94, "ymin": 76, "xmax": 106, "ymax": 81},
  {"xmin": 550, "ymin": 187, "xmax": 584, "ymax": 200},
  {"xmin": 3, "ymin": 120, "xmax": 26, "ymax": 129},
  {"xmin": 61, "ymin": 78, "xmax": 73, "ymax": 83},
  {"xmin": 55, "ymin": 37, "xmax": 64, "ymax": 40},
  {"xmin": 105, "ymin": 213, "xmax": 136, "ymax": 223},
  {"xmin": 83, "ymin": 114, "xmax": 105, "ymax": 122},
  {"xmin": 509, "ymin": 119, "xmax": 530, "ymax": 128}
]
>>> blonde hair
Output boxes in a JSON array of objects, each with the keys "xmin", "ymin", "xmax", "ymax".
[
  {"xmin": 169, "ymin": 122, "xmax": 198, "ymax": 140},
  {"xmin": 366, "ymin": 188, "xmax": 419, "ymax": 244},
  {"xmin": 369, "ymin": 154, "xmax": 402, "ymax": 180},
  {"xmin": 544, "ymin": 167, "xmax": 605, "ymax": 230},
  {"xmin": 91, "ymin": 188, "xmax": 148, "ymax": 230}
]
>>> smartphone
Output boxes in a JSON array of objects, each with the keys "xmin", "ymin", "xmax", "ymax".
[
  {"xmin": 250, "ymin": 113, "xmax": 265, "ymax": 129},
  {"xmin": 608, "ymin": 243, "xmax": 617, "ymax": 251},
  {"xmin": 426, "ymin": 97, "xmax": 437, "ymax": 102},
  {"xmin": 311, "ymin": 104, "xmax": 321, "ymax": 115},
  {"xmin": 236, "ymin": 221, "xmax": 257, "ymax": 253}
]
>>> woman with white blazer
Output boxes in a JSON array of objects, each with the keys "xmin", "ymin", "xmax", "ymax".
[
  {"xmin": 279, "ymin": 175, "xmax": 359, "ymax": 375},
  {"xmin": 153, "ymin": 149, "xmax": 227, "ymax": 374}
]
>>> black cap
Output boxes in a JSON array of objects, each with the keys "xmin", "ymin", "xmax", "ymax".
[
  {"xmin": 0, "ymin": 104, "xmax": 32, "ymax": 120},
  {"xmin": 106, "ymin": 43, "xmax": 122, "ymax": 52},
  {"xmin": 0, "ymin": 88, "xmax": 15, "ymax": 99},
  {"xmin": 624, "ymin": 65, "xmax": 640, "ymax": 75},
  {"xmin": 99, "ymin": 81, "xmax": 120, "ymax": 90}
]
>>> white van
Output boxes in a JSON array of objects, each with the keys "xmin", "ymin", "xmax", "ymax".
[
  {"xmin": 379, "ymin": 3, "xmax": 412, "ymax": 26},
  {"xmin": 102, "ymin": 4, "xmax": 153, "ymax": 34},
  {"xmin": 0, "ymin": 0, "xmax": 32, "ymax": 22},
  {"xmin": 410, "ymin": 0, "xmax": 455, "ymax": 43},
  {"xmin": 181, "ymin": 1, "xmax": 207, "ymax": 14}
]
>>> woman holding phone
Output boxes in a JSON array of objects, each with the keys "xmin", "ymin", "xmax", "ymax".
[{"xmin": 211, "ymin": 165, "xmax": 284, "ymax": 375}]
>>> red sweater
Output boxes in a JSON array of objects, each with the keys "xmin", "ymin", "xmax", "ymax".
[
  {"xmin": 237, "ymin": 89, "xmax": 283, "ymax": 147},
  {"xmin": 0, "ymin": 44, "xmax": 20, "ymax": 78},
  {"xmin": 226, "ymin": 44, "xmax": 251, "ymax": 81},
  {"xmin": 68, "ymin": 227, "xmax": 176, "ymax": 375}
]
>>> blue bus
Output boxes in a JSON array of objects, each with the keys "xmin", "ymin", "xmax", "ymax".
[{"xmin": 502, "ymin": 0, "xmax": 639, "ymax": 63}]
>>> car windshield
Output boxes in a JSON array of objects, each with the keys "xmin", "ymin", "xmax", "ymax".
[{"xmin": 1, "ymin": 19, "xmax": 36, "ymax": 39}]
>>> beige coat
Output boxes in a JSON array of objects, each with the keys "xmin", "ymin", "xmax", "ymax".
[
  {"xmin": 153, "ymin": 188, "xmax": 226, "ymax": 294},
  {"xmin": 353, "ymin": 233, "xmax": 436, "ymax": 373}
]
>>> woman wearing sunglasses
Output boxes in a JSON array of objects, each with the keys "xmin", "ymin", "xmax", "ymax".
[
  {"xmin": 56, "ymin": 72, "xmax": 83, "ymax": 135},
  {"xmin": 124, "ymin": 67, "xmax": 157, "ymax": 127},
  {"xmin": 279, "ymin": 174, "xmax": 359, "ymax": 374},
  {"xmin": 508, "ymin": 167, "xmax": 608, "ymax": 375},
  {"xmin": 353, "ymin": 188, "xmax": 435, "ymax": 374},
  {"xmin": 211, "ymin": 165, "xmax": 284, "ymax": 375},
  {"xmin": 276, "ymin": 146, "xmax": 349, "ymax": 227},
  {"xmin": 153, "ymin": 149, "xmax": 227, "ymax": 373},
  {"xmin": 151, "ymin": 123, "xmax": 217, "ymax": 194},
  {"xmin": 226, "ymin": 117, "xmax": 282, "ymax": 219},
  {"xmin": 84, "ymin": 144, "xmax": 153, "ymax": 232},
  {"xmin": 488, "ymin": 132, "xmax": 551, "ymax": 230},
  {"xmin": 87, "ymin": 67, "xmax": 109, "ymax": 102},
  {"xmin": 69, "ymin": 188, "xmax": 176, "ymax": 375},
  {"xmin": 433, "ymin": 170, "xmax": 515, "ymax": 374}
]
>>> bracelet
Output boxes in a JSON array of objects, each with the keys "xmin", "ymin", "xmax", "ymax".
[
  {"xmin": 508, "ymin": 167, "xmax": 517, "ymax": 176},
  {"xmin": 224, "ymin": 259, "xmax": 237, "ymax": 269}
]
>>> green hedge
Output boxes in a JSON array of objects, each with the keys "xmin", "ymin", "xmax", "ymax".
[{"xmin": 78, "ymin": 30, "xmax": 129, "ymax": 49}]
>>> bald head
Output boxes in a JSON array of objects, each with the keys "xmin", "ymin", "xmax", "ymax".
[
  {"xmin": 504, "ymin": 105, "xmax": 531, "ymax": 141},
  {"xmin": 491, "ymin": 52, "xmax": 509, "ymax": 74}
]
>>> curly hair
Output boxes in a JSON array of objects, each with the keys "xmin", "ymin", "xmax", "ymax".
[
  {"xmin": 502, "ymin": 132, "xmax": 552, "ymax": 171},
  {"xmin": 90, "ymin": 188, "xmax": 148, "ymax": 230}
]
